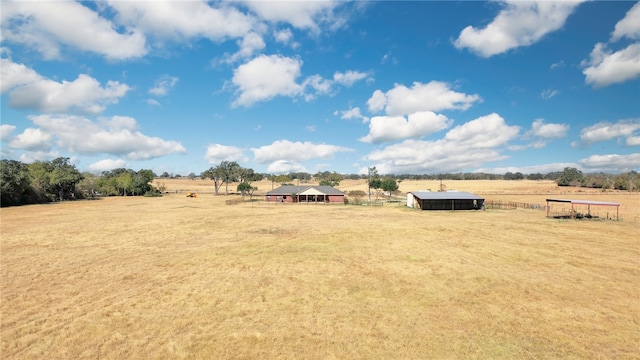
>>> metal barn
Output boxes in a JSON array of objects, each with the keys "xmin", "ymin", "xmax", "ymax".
[{"xmin": 407, "ymin": 191, "xmax": 484, "ymax": 210}]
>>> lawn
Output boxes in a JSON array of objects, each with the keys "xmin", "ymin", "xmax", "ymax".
[{"xmin": 1, "ymin": 180, "xmax": 639, "ymax": 359}]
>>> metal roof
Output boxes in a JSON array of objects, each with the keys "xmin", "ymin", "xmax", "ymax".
[
  {"xmin": 409, "ymin": 191, "xmax": 484, "ymax": 200},
  {"xmin": 266, "ymin": 185, "xmax": 345, "ymax": 196},
  {"xmin": 546, "ymin": 198, "xmax": 620, "ymax": 206}
]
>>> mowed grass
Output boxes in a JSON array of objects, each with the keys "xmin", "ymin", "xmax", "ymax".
[{"xmin": 1, "ymin": 180, "xmax": 639, "ymax": 359}]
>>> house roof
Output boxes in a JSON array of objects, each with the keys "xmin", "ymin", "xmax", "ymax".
[
  {"xmin": 409, "ymin": 191, "xmax": 484, "ymax": 200},
  {"xmin": 266, "ymin": 185, "xmax": 345, "ymax": 196}
]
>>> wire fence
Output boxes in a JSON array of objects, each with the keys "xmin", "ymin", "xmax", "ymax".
[{"xmin": 484, "ymin": 200, "xmax": 544, "ymax": 210}]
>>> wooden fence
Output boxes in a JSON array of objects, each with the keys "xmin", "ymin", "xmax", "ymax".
[{"xmin": 484, "ymin": 200, "xmax": 544, "ymax": 210}]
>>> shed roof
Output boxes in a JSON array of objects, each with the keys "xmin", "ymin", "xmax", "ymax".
[
  {"xmin": 266, "ymin": 185, "xmax": 345, "ymax": 196},
  {"xmin": 409, "ymin": 191, "xmax": 484, "ymax": 200},
  {"xmin": 546, "ymin": 198, "xmax": 620, "ymax": 207}
]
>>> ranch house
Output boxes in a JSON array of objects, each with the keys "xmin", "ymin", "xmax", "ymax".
[
  {"xmin": 407, "ymin": 191, "xmax": 484, "ymax": 210},
  {"xmin": 266, "ymin": 185, "xmax": 345, "ymax": 204}
]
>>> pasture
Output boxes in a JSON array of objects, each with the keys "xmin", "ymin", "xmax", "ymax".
[{"xmin": 1, "ymin": 180, "xmax": 639, "ymax": 359}]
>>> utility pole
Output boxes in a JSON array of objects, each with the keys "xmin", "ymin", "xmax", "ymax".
[{"xmin": 368, "ymin": 167, "xmax": 371, "ymax": 203}]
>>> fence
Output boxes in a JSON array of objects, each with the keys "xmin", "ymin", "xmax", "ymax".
[{"xmin": 484, "ymin": 200, "xmax": 544, "ymax": 210}]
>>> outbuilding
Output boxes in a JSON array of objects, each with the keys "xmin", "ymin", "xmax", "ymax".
[
  {"xmin": 407, "ymin": 191, "xmax": 484, "ymax": 210},
  {"xmin": 266, "ymin": 185, "xmax": 345, "ymax": 204}
]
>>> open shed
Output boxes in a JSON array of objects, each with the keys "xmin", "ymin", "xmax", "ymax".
[
  {"xmin": 407, "ymin": 191, "xmax": 484, "ymax": 210},
  {"xmin": 546, "ymin": 198, "xmax": 620, "ymax": 220},
  {"xmin": 266, "ymin": 185, "xmax": 345, "ymax": 204}
]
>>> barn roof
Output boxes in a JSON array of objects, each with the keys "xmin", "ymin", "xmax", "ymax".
[
  {"xmin": 546, "ymin": 198, "xmax": 620, "ymax": 207},
  {"xmin": 409, "ymin": 191, "xmax": 484, "ymax": 200},
  {"xmin": 266, "ymin": 185, "xmax": 345, "ymax": 196}
]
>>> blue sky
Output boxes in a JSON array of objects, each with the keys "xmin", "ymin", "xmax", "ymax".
[{"xmin": 1, "ymin": 1, "xmax": 639, "ymax": 176}]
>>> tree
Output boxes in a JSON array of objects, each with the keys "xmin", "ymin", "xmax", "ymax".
[
  {"xmin": 557, "ymin": 167, "xmax": 584, "ymax": 187},
  {"xmin": 76, "ymin": 172, "xmax": 99, "ymax": 197},
  {"xmin": 367, "ymin": 167, "xmax": 381, "ymax": 202},
  {"xmin": 380, "ymin": 177, "xmax": 399, "ymax": 200},
  {"xmin": 347, "ymin": 190, "xmax": 366, "ymax": 205},
  {"xmin": 318, "ymin": 171, "xmax": 343, "ymax": 187},
  {"xmin": 1, "ymin": 160, "xmax": 37, "ymax": 206},
  {"xmin": 237, "ymin": 182, "xmax": 257, "ymax": 200},
  {"xmin": 202, "ymin": 161, "xmax": 239, "ymax": 195},
  {"xmin": 44, "ymin": 157, "xmax": 83, "ymax": 201}
]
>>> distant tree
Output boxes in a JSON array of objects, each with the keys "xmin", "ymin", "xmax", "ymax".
[
  {"xmin": 527, "ymin": 173, "xmax": 544, "ymax": 180},
  {"xmin": 188, "ymin": 172, "xmax": 197, "ymax": 180},
  {"xmin": 46, "ymin": 157, "xmax": 83, "ymax": 200},
  {"xmin": 347, "ymin": 190, "xmax": 366, "ymax": 205},
  {"xmin": 557, "ymin": 167, "xmax": 584, "ymax": 186},
  {"xmin": 76, "ymin": 172, "xmax": 99, "ymax": 197},
  {"xmin": 613, "ymin": 173, "xmax": 630, "ymax": 190},
  {"xmin": 368, "ymin": 167, "xmax": 381, "ymax": 201},
  {"xmin": 381, "ymin": 177, "xmax": 399, "ymax": 200},
  {"xmin": 237, "ymin": 182, "xmax": 257, "ymax": 199},
  {"xmin": 160, "ymin": 171, "xmax": 170, "ymax": 178},
  {"xmin": 318, "ymin": 171, "xmax": 343, "ymax": 187}
]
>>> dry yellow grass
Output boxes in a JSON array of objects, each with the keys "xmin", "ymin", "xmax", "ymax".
[{"xmin": 2, "ymin": 180, "xmax": 639, "ymax": 359}]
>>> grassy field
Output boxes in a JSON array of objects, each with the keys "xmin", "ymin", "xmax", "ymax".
[{"xmin": 1, "ymin": 180, "xmax": 639, "ymax": 359}]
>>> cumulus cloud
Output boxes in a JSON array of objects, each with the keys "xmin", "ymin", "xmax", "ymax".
[
  {"xmin": 578, "ymin": 119, "xmax": 640, "ymax": 146},
  {"xmin": 363, "ymin": 113, "xmax": 520, "ymax": 174},
  {"xmin": 360, "ymin": 112, "xmax": 452, "ymax": 144},
  {"xmin": 89, "ymin": 159, "xmax": 129, "ymax": 172},
  {"xmin": 231, "ymin": 55, "xmax": 369, "ymax": 107},
  {"xmin": 274, "ymin": 28, "xmax": 294, "ymax": 44},
  {"xmin": 267, "ymin": 159, "xmax": 307, "ymax": 174},
  {"xmin": 610, "ymin": 2, "xmax": 640, "ymax": 42},
  {"xmin": 241, "ymin": 1, "xmax": 343, "ymax": 33},
  {"xmin": 108, "ymin": 0, "xmax": 254, "ymax": 42},
  {"xmin": 8, "ymin": 114, "xmax": 186, "ymax": 160},
  {"xmin": 454, "ymin": 0, "xmax": 585, "ymax": 57},
  {"xmin": 149, "ymin": 75, "xmax": 179, "ymax": 96},
  {"xmin": 0, "ymin": 124, "xmax": 16, "ymax": 141},
  {"xmin": 337, "ymin": 107, "xmax": 369, "ymax": 123},
  {"xmin": 1, "ymin": 0, "xmax": 146, "ymax": 60},
  {"xmin": 582, "ymin": 42, "xmax": 640, "ymax": 87},
  {"xmin": 529, "ymin": 119, "xmax": 569, "ymax": 139},
  {"xmin": 366, "ymin": 81, "xmax": 480, "ymax": 116},
  {"xmin": 579, "ymin": 153, "xmax": 640, "ymax": 172},
  {"xmin": 582, "ymin": 3, "xmax": 640, "ymax": 87},
  {"xmin": 251, "ymin": 140, "xmax": 352, "ymax": 164},
  {"xmin": 2, "ymin": 58, "xmax": 129, "ymax": 114},
  {"xmin": 232, "ymin": 55, "xmax": 304, "ymax": 107},
  {"xmin": 9, "ymin": 128, "xmax": 53, "ymax": 151},
  {"xmin": 204, "ymin": 144, "xmax": 248, "ymax": 164}
]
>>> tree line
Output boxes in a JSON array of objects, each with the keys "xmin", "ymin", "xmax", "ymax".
[
  {"xmin": 3, "ymin": 157, "xmax": 638, "ymax": 208},
  {"xmin": 0, "ymin": 158, "xmax": 160, "ymax": 207}
]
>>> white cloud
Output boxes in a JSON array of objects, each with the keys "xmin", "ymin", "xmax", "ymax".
[
  {"xmin": 8, "ymin": 128, "xmax": 53, "ymax": 151},
  {"xmin": 149, "ymin": 75, "xmax": 179, "ymax": 96},
  {"xmin": 582, "ymin": 42, "xmax": 640, "ymax": 87},
  {"xmin": 241, "ymin": 1, "xmax": 343, "ymax": 32},
  {"xmin": 147, "ymin": 99, "xmax": 161, "ymax": 107},
  {"xmin": 274, "ymin": 28, "xmax": 293, "ymax": 44},
  {"xmin": 231, "ymin": 55, "xmax": 368, "ymax": 107},
  {"xmin": 2, "ymin": 58, "xmax": 129, "ymax": 114},
  {"xmin": 15, "ymin": 114, "xmax": 186, "ymax": 160},
  {"xmin": 220, "ymin": 32, "xmax": 267, "ymax": 64},
  {"xmin": 611, "ymin": 2, "xmax": 640, "ymax": 42},
  {"xmin": 0, "ymin": 58, "xmax": 41, "ymax": 93},
  {"xmin": 232, "ymin": 54, "xmax": 304, "ymax": 107},
  {"xmin": 540, "ymin": 88, "xmax": 560, "ymax": 99},
  {"xmin": 1, "ymin": 0, "xmax": 146, "ymax": 60},
  {"xmin": 338, "ymin": 107, "xmax": 369, "ymax": 123},
  {"xmin": 204, "ymin": 144, "xmax": 248, "ymax": 164},
  {"xmin": 0, "ymin": 124, "xmax": 16, "ymax": 141},
  {"xmin": 333, "ymin": 70, "xmax": 369, "ymax": 86},
  {"xmin": 267, "ymin": 160, "xmax": 307, "ymax": 174},
  {"xmin": 19, "ymin": 150, "xmax": 60, "ymax": 164},
  {"xmin": 579, "ymin": 153, "xmax": 640, "ymax": 172},
  {"xmin": 89, "ymin": 159, "xmax": 129, "ymax": 173},
  {"xmin": 366, "ymin": 81, "xmax": 481, "ymax": 116},
  {"xmin": 108, "ymin": 0, "xmax": 254, "ymax": 42},
  {"xmin": 251, "ymin": 140, "xmax": 352, "ymax": 164},
  {"xmin": 454, "ymin": 0, "xmax": 585, "ymax": 57},
  {"xmin": 360, "ymin": 112, "xmax": 452, "ymax": 144},
  {"xmin": 530, "ymin": 119, "xmax": 569, "ymax": 139},
  {"xmin": 627, "ymin": 136, "xmax": 640, "ymax": 146},
  {"xmin": 364, "ymin": 113, "xmax": 520, "ymax": 174},
  {"xmin": 579, "ymin": 119, "xmax": 640, "ymax": 146}
]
